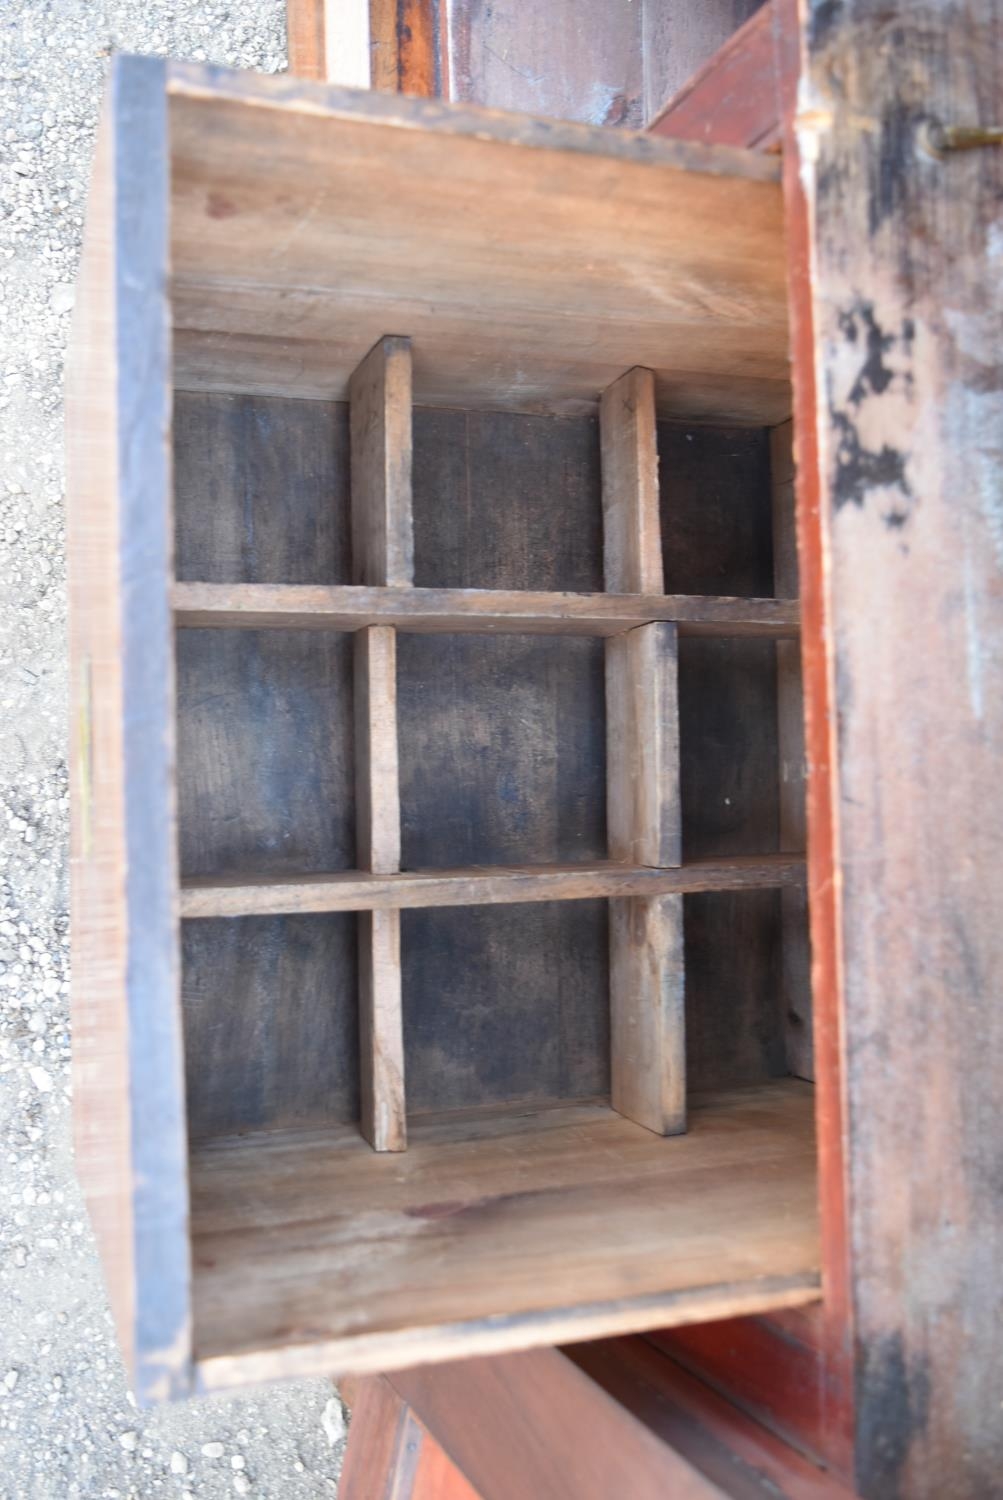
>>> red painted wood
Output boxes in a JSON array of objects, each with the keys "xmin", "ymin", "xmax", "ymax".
[{"xmin": 646, "ymin": 2, "xmax": 780, "ymax": 150}]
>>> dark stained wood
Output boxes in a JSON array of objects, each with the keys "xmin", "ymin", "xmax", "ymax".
[
  {"xmin": 66, "ymin": 54, "xmax": 192, "ymax": 1403},
  {"xmin": 647, "ymin": 2, "xmax": 779, "ymax": 149},
  {"xmin": 402, "ymin": 902, "xmax": 610, "ymax": 1113},
  {"xmin": 567, "ymin": 1338, "xmax": 853, "ymax": 1499},
  {"xmin": 173, "ymin": 393, "xmax": 353, "ymax": 585},
  {"xmin": 181, "ymin": 914, "xmax": 359, "ymax": 1138},
  {"xmin": 658, "ymin": 421, "xmax": 785, "ymax": 1094},
  {"xmin": 648, "ymin": 1311, "xmax": 841, "ymax": 1470},
  {"xmin": 172, "ymin": 581, "xmax": 800, "ymax": 638},
  {"xmin": 772, "ymin": 420, "xmax": 812, "ymax": 1080},
  {"xmin": 785, "ymin": 2, "xmax": 1003, "ymax": 1494},
  {"xmin": 371, "ymin": 0, "xmax": 445, "ymax": 97}
]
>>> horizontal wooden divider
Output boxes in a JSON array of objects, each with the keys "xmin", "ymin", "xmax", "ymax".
[
  {"xmin": 171, "ymin": 582, "xmax": 800, "ymax": 639},
  {"xmin": 179, "ymin": 855, "xmax": 806, "ymax": 919}
]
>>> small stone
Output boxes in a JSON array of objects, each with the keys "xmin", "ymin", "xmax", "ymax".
[
  {"xmin": 170, "ymin": 1452, "xmax": 188, "ymax": 1475},
  {"xmin": 233, "ymin": 1478, "xmax": 250, "ymax": 1496},
  {"xmin": 28, "ymin": 1065, "xmax": 52, "ymax": 1092},
  {"xmin": 118, "ymin": 1430, "xmax": 138, "ymax": 1452},
  {"xmin": 230, "ymin": 1455, "xmax": 245, "ymax": 1470},
  {"xmin": 12, "ymin": 1246, "xmax": 27, "ymax": 1268},
  {"xmin": 51, "ymin": 284, "xmax": 75, "ymax": 315},
  {"xmin": 4, "ymin": 1370, "xmax": 18, "ymax": 1391},
  {"xmin": 202, "ymin": 1441, "xmax": 225, "ymax": 1458},
  {"xmin": 321, "ymin": 1396, "xmax": 346, "ymax": 1447}
]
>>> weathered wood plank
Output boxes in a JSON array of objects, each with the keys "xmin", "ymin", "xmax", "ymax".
[
  {"xmin": 349, "ymin": 336, "xmax": 414, "ymax": 588},
  {"xmin": 179, "ymin": 855, "xmax": 806, "ymax": 919},
  {"xmin": 602, "ymin": 366, "xmax": 684, "ymax": 1135},
  {"xmin": 606, "ymin": 624, "xmax": 681, "ymax": 867},
  {"xmin": 610, "ymin": 895, "xmax": 685, "ymax": 1137},
  {"xmin": 172, "ymin": 581, "xmax": 800, "ymax": 638},
  {"xmin": 350, "ymin": 338, "xmax": 410, "ymax": 1152},
  {"xmin": 167, "ymin": 62, "xmax": 788, "ymax": 425},
  {"xmin": 354, "ymin": 625, "xmax": 401, "ymax": 876},
  {"xmin": 66, "ymin": 54, "xmax": 191, "ymax": 1403},
  {"xmin": 190, "ymin": 1082, "xmax": 819, "ymax": 1386},
  {"xmin": 788, "ymin": 2, "xmax": 1003, "ymax": 1492},
  {"xmin": 600, "ymin": 367, "xmax": 664, "ymax": 595}
]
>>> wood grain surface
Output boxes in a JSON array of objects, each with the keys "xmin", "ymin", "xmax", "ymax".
[
  {"xmin": 166, "ymin": 62, "xmax": 788, "ymax": 424},
  {"xmin": 191, "ymin": 1082, "xmax": 819, "ymax": 1385}
]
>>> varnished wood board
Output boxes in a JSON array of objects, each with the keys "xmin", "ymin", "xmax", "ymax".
[
  {"xmin": 172, "ymin": 582, "xmax": 800, "ymax": 638},
  {"xmin": 191, "ymin": 1082, "xmax": 819, "ymax": 1384},
  {"xmin": 165, "ymin": 62, "xmax": 788, "ymax": 424},
  {"xmin": 180, "ymin": 855, "xmax": 805, "ymax": 918}
]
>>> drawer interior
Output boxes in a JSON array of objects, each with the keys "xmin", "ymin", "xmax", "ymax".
[{"xmin": 161, "ymin": 70, "xmax": 817, "ymax": 1384}]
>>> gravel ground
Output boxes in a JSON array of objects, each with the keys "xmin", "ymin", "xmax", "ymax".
[{"xmin": 0, "ymin": 6, "xmax": 349, "ymax": 1496}]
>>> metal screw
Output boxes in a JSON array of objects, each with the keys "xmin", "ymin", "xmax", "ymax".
[{"xmin": 925, "ymin": 121, "xmax": 1003, "ymax": 154}]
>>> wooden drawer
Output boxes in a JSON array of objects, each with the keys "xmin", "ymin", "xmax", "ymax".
[{"xmin": 67, "ymin": 54, "xmax": 817, "ymax": 1403}]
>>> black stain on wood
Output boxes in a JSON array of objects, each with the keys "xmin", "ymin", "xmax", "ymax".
[
  {"xmin": 831, "ymin": 409, "xmax": 913, "ymax": 517},
  {"xmin": 830, "ymin": 304, "xmax": 914, "ymax": 523},
  {"xmin": 856, "ymin": 1332, "xmax": 930, "ymax": 1498}
]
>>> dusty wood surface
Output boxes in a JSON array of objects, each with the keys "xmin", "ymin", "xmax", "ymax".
[
  {"xmin": 172, "ymin": 581, "xmax": 799, "ymax": 637},
  {"xmin": 179, "ymin": 855, "xmax": 806, "ymax": 918},
  {"xmin": 789, "ymin": 1, "xmax": 1003, "ymax": 1494},
  {"xmin": 647, "ymin": 2, "xmax": 779, "ymax": 149},
  {"xmin": 66, "ymin": 55, "xmax": 191, "ymax": 1402},
  {"xmin": 166, "ymin": 62, "xmax": 788, "ymax": 425},
  {"xmin": 191, "ymin": 1082, "xmax": 819, "ymax": 1385}
]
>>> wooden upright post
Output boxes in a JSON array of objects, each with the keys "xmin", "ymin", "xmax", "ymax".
[
  {"xmin": 601, "ymin": 367, "xmax": 685, "ymax": 1137},
  {"xmin": 350, "ymin": 336, "xmax": 413, "ymax": 1151}
]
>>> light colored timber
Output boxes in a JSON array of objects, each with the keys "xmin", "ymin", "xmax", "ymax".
[
  {"xmin": 349, "ymin": 336, "xmax": 414, "ymax": 588},
  {"xmin": 601, "ymin": 367, "xmax": 684, "ymax": 1137},
  {"xmin": 606, "ymin": 624, "xmax": 680, "ymax": 866},
  {"xmin": 189, "ymin": 1082, "xmax": 819, "ymax": 1386},
  {"xmin": 171, "ymin": 582, "xmax": 800, "ymax": 638},
  {"xmin": 358, "ymin": 911, "xmax": 406, "ymax": 1154},
  {"xmin": 179, "ymin": 854, "xmax": 804, "ymax": 919},
  {"xmin": 610, "ymin": 896, "xmax": 685, "ymax": 1137},
  {"xmin": 165, "ymin": 61, "xmax": 788, "ymax": 426},
  {"xmin": 354, "ymin": 626, "xmax": 401, "ymax": 876},
  {"xmin": 350, "ymin": 338, "xmax": 411, "ymax": 1153},
  {"xmin": 601, "ymin": 368, "xmax": 664, "ymax": 595}
]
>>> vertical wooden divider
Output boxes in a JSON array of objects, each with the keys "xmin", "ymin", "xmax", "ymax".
[
  {"xmin": 350, "ymin": 335, "xmax": 413, "ymax": 1152},
  {"xmin": 771, "ymin": 419, "xmax": 812, "ymax": 1082},
  {"xmin": 601, "ymin": 367, "xmax": 686, "ymax": 1137}
]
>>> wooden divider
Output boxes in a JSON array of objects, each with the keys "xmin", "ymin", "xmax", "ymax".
[
  {"xmin": 350, "ymin": 335, "xmax": 413, "ymax": 1151},
  {"xmin": 601, "ymin": 367, "xmax": 686, "ymax": 1138}
]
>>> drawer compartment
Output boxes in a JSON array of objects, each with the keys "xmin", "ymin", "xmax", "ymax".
[{"xmin": 67, "ymin": 55, "xmax": 815, "ymax": 1403}]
